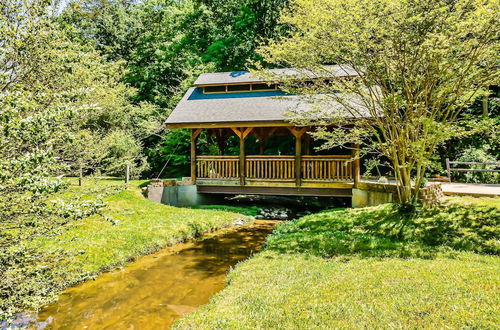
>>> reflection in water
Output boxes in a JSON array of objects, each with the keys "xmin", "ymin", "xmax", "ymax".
[{"xmin": 34, "ymin": 220, "xmax": 277, "ymax": 330}]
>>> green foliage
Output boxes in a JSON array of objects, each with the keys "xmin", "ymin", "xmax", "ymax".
[
  {"xmin": 59, "ymin": 0, "xmax": 292, "ymax": 176},
  {"xmin": 0, "ymin": 178, "xmax": 245, "ymax": 319},
  {"xmin": 258, "ymin": 0, "xmax": 500, "ymax": 204},
  {"xmin": 99, "ymin": 131, "xmax": 150, "ymax": 177},
  {"xmin": 454, "ymin": 145, "xmax": 500, "ymax": 184},
  {"xmin": 201, "ymin": 0, "xmax": 290, "ymax": 71},
  {"xmin": 0, "ymin": 0, "xmax": 159, "ymax": 319}
]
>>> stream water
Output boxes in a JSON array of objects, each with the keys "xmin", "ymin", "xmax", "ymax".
[{"xmin": 31, "ymin": 220, "xmax": 277, "ymax": 329}]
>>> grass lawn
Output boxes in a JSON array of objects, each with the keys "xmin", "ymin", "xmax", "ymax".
[
  {"xmin": 2, "ymin": 178, "xmax": 248, "ymax": 317},
  {"xmin": 175, "ymin": 197, "xmax": 500, "ymax": 329}
]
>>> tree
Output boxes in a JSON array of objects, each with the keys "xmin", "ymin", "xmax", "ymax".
[
  {"xmin": 201, "ymin": 0, "xmax": 290, "ymax": 71},
  {"xmin": 258, "ymin": 0, "xmax": 500, "ymax": 204},
  {"xmin": 0, "ymin": 0, "xmax": 160, "ymax": 317},
  {"xmin": 57, "ymin": 0, "xmax": 293, "ymax": 177}
]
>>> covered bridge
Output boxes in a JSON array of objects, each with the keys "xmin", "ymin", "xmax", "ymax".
[{"xmin": 164, "ymin": 66, "xmax": 362, "ymax": 197}]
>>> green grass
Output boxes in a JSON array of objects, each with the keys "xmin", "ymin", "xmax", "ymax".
[
  {"xmin": 3, "ymin": 178, "xmax": 248, "ymax": 316},
  {"xmin": 175, "ymin": 197, "xmax": 500, "ymax": 329},
  {"xmin": 188, "ymin": 205, "xmax": 260, "ymax": 216}
]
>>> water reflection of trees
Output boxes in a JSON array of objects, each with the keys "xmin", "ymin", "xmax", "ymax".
[{"xmin": 179, "ymin": 224, "xmax": 276, "ymax": 278}]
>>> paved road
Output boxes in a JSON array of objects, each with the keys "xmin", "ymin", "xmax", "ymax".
[{"xmin": 440, "ymin": 183, "xmax": 500, "ymax": 197}]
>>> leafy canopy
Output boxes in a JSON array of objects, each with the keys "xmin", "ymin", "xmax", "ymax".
[{"xmin": 259, "ymin": 0, "xmax": 499, "ymax": 204}]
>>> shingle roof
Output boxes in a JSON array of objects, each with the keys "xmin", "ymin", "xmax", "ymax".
[
  {"xmin": 164, "ymin": 87, "xmax": 370, "ymax": 127},
  {"xmin": 193, "ymin": 65, "xmax": 358, "ymax": 86}
]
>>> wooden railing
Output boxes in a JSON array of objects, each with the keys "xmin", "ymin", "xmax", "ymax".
[
  {"xmin": 197, "ymin": 156, "xmax": 239, "ymax": 179},
  {"xmin": 446, "ymin": 158, "xmax": 500, "ymax": 182},
  {"xmin": 196, "ymin": 155, "xmax": 353, "ymax": 182},
  {"xmin": 246, "ymin": 156, "xmax": 295, "ymax": 180},
  {"xmin": 301, "ymin": 155, "xmax": 353, "ymax": 181}
]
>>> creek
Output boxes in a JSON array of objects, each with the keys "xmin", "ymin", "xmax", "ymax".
[{"xmin": 32, "ymin": 220, "xmax": 277, "ymax": 329}]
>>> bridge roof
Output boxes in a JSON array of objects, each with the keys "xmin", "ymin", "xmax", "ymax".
[
  {"xmin": 193, "ymin": 65, "xmax": 358, "ymax": 86},
  {"xmin": 164, "ymin": 87, "xmax": 370, "ymax": 128}
]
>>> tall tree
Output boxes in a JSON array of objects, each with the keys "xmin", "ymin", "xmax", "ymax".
[
  {"xmin": 259, "ymin": 0, "xmax": 499, "ymax": 204},
  {"xmin": 58, "ymin": 0, "xmax": 292, "ymax": 177}
]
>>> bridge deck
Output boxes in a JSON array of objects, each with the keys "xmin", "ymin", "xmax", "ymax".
[{"xmin": 197, "ymin": 184, "xmax": 353, "ymax": 197}]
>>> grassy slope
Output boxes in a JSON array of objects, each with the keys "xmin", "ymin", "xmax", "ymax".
[
  {"xmin": 11, "ymin": 178, "xmax": 247, "ymax": 313},
  {"xmin": 176, "ymin": 197, "xmax": 500, "ymax": 329}
]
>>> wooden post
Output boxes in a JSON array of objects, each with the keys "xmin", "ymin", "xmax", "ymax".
[
  {"xmin": 231, "ymin": 127, "xmax": 253, "ymax": 186},
  {"xmin": 287, "ymin": 127, "xmax": 309, "ymax": 187},
  {"xmin": 295, "ymin": 134, "xmax": 302, "ymax": 186},
  {"xmin": 352, "ymin": 143, "xmax": 361, "ymax": 187},
  {"xmin": 304, "ymin": 134, "xmax": 311, "ymax": 155},
  {"xmin": 482, "ymin": 94, "xmax": 489, "ymax": 116},
  {"xmin": 240, "ymin": 134, "xmax": 246, "ymax": 185},
  {"xmin": 79, "ymin": 166, "xmax": 83, "ymax": 186},
  {"xmin": 125, "ymin": 163, "xmax": 130, "ymax": 185},
  {"xmin": 446, "ymin": 158, "xmax": 451, "ymax": 182},
  {"xmin": 191, "ymin": 128, "xmax": 202, "ymax": 184}
]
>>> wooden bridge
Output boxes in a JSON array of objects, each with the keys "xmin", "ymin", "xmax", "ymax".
[
  {"xmin": 194, "ymin": 154, "xmax": 356, "ymax": 197},
  {"xmin": 164, "ymin": 67, "xmax": 362, "ymax": 197}
]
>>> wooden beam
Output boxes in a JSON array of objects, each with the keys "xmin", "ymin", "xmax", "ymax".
[
  {"xmin": 166, "ymin": 121, "xmax": 296, "ymax": 129},
  {"xmin": 230, "ymin": 127, "xmax": 242, "ymax": 138},
  {"xmin": 295, "ymin": 133, "xmax": 302, "ymax": 187},
  {"xmin": 351, "ymin": 143, "xmax": 361, "ymax": 187},
  {"xmin": 191, "ymin": 128, "xmax": 202, "ymax": 183},
  {"xmin": 242, "ymin": 127, "xmax": 254, "ymax": 139},
  {"xmin": 197, "ymin": 185, "xmax": 353, "ymax": 197},
  {"xmin": 239, "ymin": 132, "xmax": 246, "ymax": 185},
  {"xmin": 287, "ymin": 126, "xmax": 309, "ymax": 138},
  {"xmin": 192, "ymin": 128, "xmax": 202, "ymax": 140}
]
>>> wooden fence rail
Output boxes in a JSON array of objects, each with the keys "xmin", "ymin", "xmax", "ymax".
[
  {"xmin": 196, "ymin": 155, "xmax": 354, "ymax": 182},
  {"xmin": 197, "ymin": 156, "xmax": 239, "ymax": 179},
  {"xmin": 246, "ymin": 156, "xmax": 295, "ymax": 180},
  {"xmin": 302, "ymin": 155, "xmax": 353, "ymax": 182},
  {"xmin": 445, "ymin": 158, "xmax": 500, "ymax": 182}
]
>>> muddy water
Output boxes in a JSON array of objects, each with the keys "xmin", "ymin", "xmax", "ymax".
[{"xmin": 34, "ymin": 220, "xmax": 277, "ymax": 330}]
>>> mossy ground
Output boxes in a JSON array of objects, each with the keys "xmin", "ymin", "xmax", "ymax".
[{"xmin": 175, "ymin": 197, "xmax": 500, "ymax": 329}]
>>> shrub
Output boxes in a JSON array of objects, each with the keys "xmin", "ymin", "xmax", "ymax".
[{"xmin": 455, "ymin": 145, "xmax": 499, "ymax": 183}]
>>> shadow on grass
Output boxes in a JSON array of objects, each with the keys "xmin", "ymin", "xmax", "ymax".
[{"xmin": 266, "ymin": 202, "xmax": 499, "ymax": 259}]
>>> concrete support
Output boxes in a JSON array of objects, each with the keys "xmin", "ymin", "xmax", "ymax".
[{"xmin": 352, "ymin": 188, "xmax": 393, "ymax": 208}]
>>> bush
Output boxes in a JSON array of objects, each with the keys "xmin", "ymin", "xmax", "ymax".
[{"xmin": 455, "ymin": 145, "xmax": 499, "ymax": 183}]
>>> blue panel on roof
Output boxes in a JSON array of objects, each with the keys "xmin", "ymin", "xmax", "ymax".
[{"xmin": 187, "ymin": 88, "xmax": 291, "ymax": 100}]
